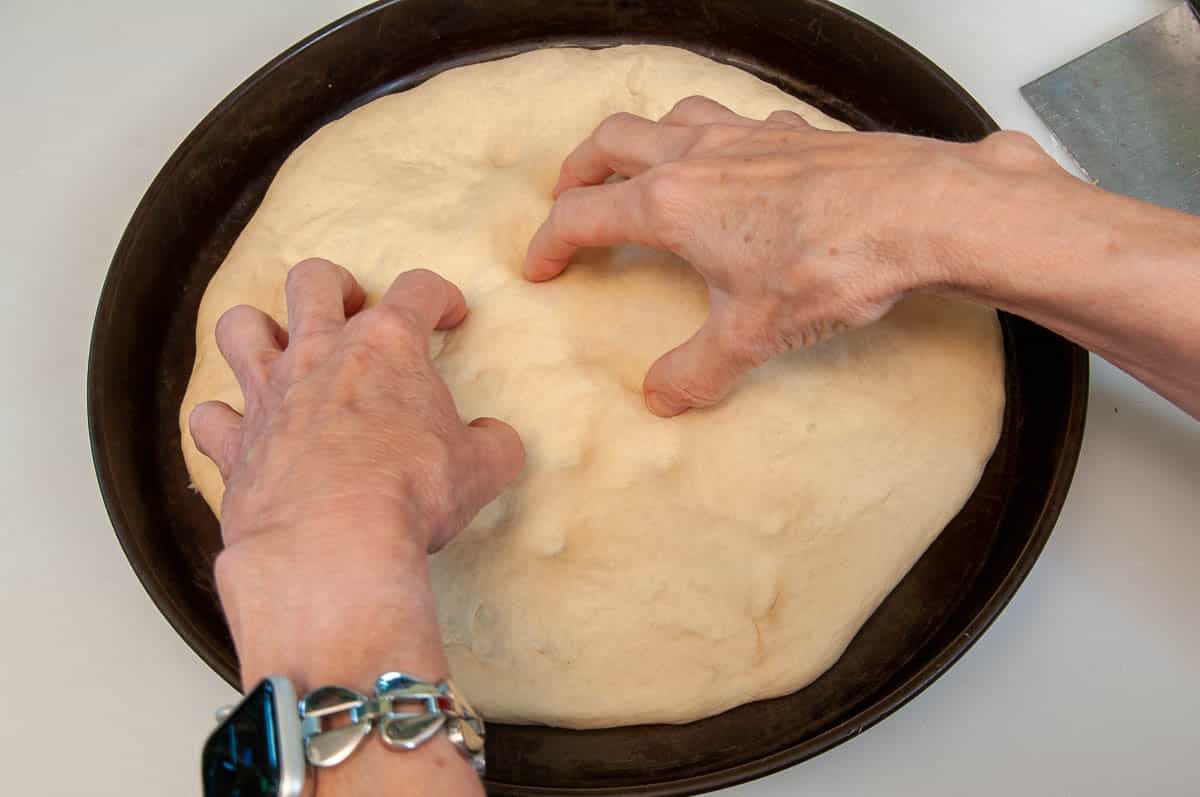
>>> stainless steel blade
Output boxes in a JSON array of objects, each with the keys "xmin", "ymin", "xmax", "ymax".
[{"xmin": 1021, "ymin": 3, "xmax": 1200, "ymax": 214}]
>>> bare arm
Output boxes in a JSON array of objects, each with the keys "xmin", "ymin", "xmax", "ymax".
[
  {"xmin": 190, "ymin": 260, "xmax": 524, "ymax": 797},
  {"xmin": 525, "ymin": 96, "xmax": 1200, "ymax": 419},
  {"xmin": 942, "ymin": 173, "xmax": 1200, "ymax": 415}
]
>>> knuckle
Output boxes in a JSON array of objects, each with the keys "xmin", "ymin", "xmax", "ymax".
[
  {"xmin": 339, "ymin": 341, "xmax": 378, "ymax": 373},
  {"xmin": 687, "ymin": 124, "xmax": 738, "ymax": 154},
  {"xmin": 286, "ymin": 258, "xmax": 336, "ymax": 289},
  {"xmin": 593, "ymin": 112, "xmax": 637, "ymax": 152},
  {"xmin": 215, "ymin": 304, "xmax": 253, "ymax": 339},
  {"xmin": 548, "ymin": 196, "xmax": 581, "ymax": 241},
  {"xmin": 638, "ymin": 166, "xmax": 692, "ymax": 247},
  {"xmin": 251, "ymin": 346, "xmax": 280, "ymax": 374},
  {"xmin": 425, "ymin": 437, "xmax": 457, "ymax": 484},
  {"xmin": 356, "ymin": 304, "xmax": 422, "ymax": 351},
  {"xmin": 218, "ymin": 437, "xmax": 241, "ymax": 482},
  {"xmin": 767, "ymin": 109, "xmax": 806, "ymax": 127},
  {"xmin": 416, "ymin": 436, "xmax": 462, "ymax": 518},
  {"xmin": 674, "ymin": 95, "xmax": 711, "ymax": 114},
  {"xmin": 717, "ymin": 317, "xmax": 777, "ymax": 366},
  {"xmin": 667, "ymin": 95, "xmax": 733, "ymax": 127},
  {"xmin": 401, "ymin": 267, "xmax": 440, "ymax": 286},
  {"xmin": 286, "ymin": 339, "xmax": 328, "ymax": 375}
]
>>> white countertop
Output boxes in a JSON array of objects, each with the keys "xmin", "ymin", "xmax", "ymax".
[{"xmin": 2, "ymin": 1, "xmax": 1196, "ymax": 794}]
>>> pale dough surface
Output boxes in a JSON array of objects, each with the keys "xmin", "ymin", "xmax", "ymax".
[{"xmin": 181, "ymin": 45, "xmax": 1005, "ymax": 728}]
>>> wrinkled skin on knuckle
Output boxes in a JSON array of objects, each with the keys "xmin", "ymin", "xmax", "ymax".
[
  {"xmin": 406, "ymin": 431, "xmax": 472, "ymax": 540},
  {"xmin": 671, "ymin": 95, "xmax": 712, "ymax": 116},
  {"xmin": 355, "ymin": 304, "xmax": 423, "ymax": 355},
  {"xmin": 721, "ymin": 307, "xmax": 786, "ymax": 365},
  {"xmin": 285, "ymin": 337, "xmax": 332, "ymax": 379},
  {"xmin": 593, "ymin": 112, "xmax": 637, "ymax": 154},
  {"xmin": 780, "ymin": 317, "xmax": 850, "ymax": 349},
  {"xmin": 766, "ymin": 109, "xmax": 806, "ymax": 127},
  {"xmin": 250, "ymin": 346, "xmax": 281, "ymax": 376},
  {"xmin": 547, "ymin": 198, "xmax": 580, "ymax": 245},
  {"xmin": 638, "ymin": 165, "xmax": 694, "ymax": 250},
  {"xmin": 683, "ymin": 124, "xmax": 740, "ymax": 157},
  {"xmin": 323, "ymin": 343, "xmax": 383, "ymax": 407},
  {"xmin": 338, "ymin": 340, "xmax": 383, "ymax": 376},
  {"xmin": 216, "ymin": 435, "xmax": 242, "ymax": 483}
]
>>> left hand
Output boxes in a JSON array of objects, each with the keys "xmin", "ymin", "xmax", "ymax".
[
  {"xmin": 188, "ymin": 259, "xmax": 524, "ymax": 697},
  {"xmin": 189, "ymin": 259, "xmax": 525, "ymax": 557}
]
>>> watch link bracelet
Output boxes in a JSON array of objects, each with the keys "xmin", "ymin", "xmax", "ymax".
[{"xmin": 201, "ymin": 672, "xmax": 486, "ymax": 796}]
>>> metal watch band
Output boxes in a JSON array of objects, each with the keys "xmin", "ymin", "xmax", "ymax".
[{"xmin": 298, "ymin": 672, "xmax": 486, "ymax": 774}]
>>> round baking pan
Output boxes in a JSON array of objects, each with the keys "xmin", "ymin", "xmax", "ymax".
[{"xmin": 88, "ymin": 1, "xmax": 1088, "ymax": 793}]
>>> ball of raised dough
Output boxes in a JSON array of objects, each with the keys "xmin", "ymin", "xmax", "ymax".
[{"xmin": 180, "ymin": 45, "xmax": 1004, "ymax": 729}]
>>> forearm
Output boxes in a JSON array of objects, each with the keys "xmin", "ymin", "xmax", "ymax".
[
  {"xmin": 938, "ymin": 169, "xmax": 1200, "ymax": 418},
  {"xmin": 215, "ymin": 522, "xmax": 484, "ymax": 797}
]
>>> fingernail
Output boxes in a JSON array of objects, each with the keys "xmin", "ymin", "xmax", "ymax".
[{"xmin": 644, "ymin": 390, "xmax": 685, "ymax": 418}]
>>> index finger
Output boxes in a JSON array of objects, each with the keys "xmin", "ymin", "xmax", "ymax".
[
  {"xmin": 553, "ymin": 112, "xmax": 695, "ymax": 197},
  {"xmin": 379, "ymin": 268, "xmax": 468, "ymax": 332},
  {"xmin": 523, "ymin": 180, "xmax": 660, "ymax": 282},
  {"xmin": 659, "ymin": 95, "xmax": 754, "ymax": 127}
]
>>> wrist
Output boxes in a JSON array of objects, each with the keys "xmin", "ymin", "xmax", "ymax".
[
  {"xmin": 907, "ymin": 140, "xmax": 1073, "ymax": 299},
  {"xmin": 213, "ymin": 515, "xmax": 486, "ymax": 797},
  {"xmin": 215, "ymin": 517, "xmax": 448, "ymax": 691}
]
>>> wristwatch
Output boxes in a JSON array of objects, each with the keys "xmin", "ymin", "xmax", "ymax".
[{"xmin": 201, "ymin": 672, "xmax": 485, "ymax": 797}]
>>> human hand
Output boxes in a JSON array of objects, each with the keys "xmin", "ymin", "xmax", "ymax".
[
  {"xmin": 525, "ymin": 95, "xmax": 1066, "ymax": 416},
  {"xmin": 189, "ymin": 259, "xmax": 525, "ymax": 556},
  {"xmin": 187, "ymin": 259, "xmax": 524, "ymax": 697},
  {"xmin": 190, "ymin": 260, "xmax": 505, "ymax": 792}
]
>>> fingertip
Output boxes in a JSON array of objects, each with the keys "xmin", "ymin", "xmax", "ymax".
[
  {"xmin": 522, "ymin": 255, "xmax": 567, "ymax": 283},
  {"xmin": 766, "ymin": 109, "xmax": 809, "ymax": 127},
  {"xmin": 187, "ymin": 402, "xmax": 209, "ymax": 437},
  {"xmin": 436, "ymin": 279, "xmax": 469, "ymax": 330},
  {"xmin": 381, "ymin": 268, "xmax": 470, "ymax": 332},
  {"xmin": 642, "ymin": 352, "xmax": 697, "ymax": 418},
  {"xmin": 188, "ymin": 400, "xmax": 243, "ymax": 479},
  {"xmin": 643, "ymin": 389, "xmax": 689, "ymax": 418},
  {"xmin": 469, "ymin": 416, "xmax": 526, "ymax": 480},
  {"xmin": 522, "ymin": 225, "xmax": 568, "ymax": 281},
  {"xmin": 189, "ymin": 400, "xmax": 235, "ymax": 435},
  {"xmin": 641, "ymin": 319, "xmax": 751, "ymax": 417}
]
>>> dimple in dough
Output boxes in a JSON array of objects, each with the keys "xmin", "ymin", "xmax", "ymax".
[{"xmin": 180, "ymin": 45, "xmax": 1005, "ymax": 729}]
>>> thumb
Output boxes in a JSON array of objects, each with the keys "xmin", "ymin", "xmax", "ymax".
[
  {"xmin": 464, "ymin": 417, "xmax": 526, "ymax": 507},
  {"xmin": 642, "ymin": 315, "xmax": 767, "ymax": 418},
  {"xmin": 189, "ymin": 401, "xmax": 243, "ymax": 482}
]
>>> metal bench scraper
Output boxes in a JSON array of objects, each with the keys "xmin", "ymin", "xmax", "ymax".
[{"xmin": 1021, "ymin": 2, "xmax": 1200, "ymax": 214}]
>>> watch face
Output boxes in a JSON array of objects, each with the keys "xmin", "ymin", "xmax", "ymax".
[{"xmin": 202, "ymin": 680, "xmax": 283, "ymax": 797}]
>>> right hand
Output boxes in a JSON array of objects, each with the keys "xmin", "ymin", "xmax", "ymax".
[{"xmin": 525, "ymin": 95, "xmax": 1067, "ymax": 416}]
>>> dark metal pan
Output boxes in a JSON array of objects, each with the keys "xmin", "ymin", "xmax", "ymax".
[{"xmin": 88, "ymin": 1, "xmax": 1088, "ymax": 793}]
